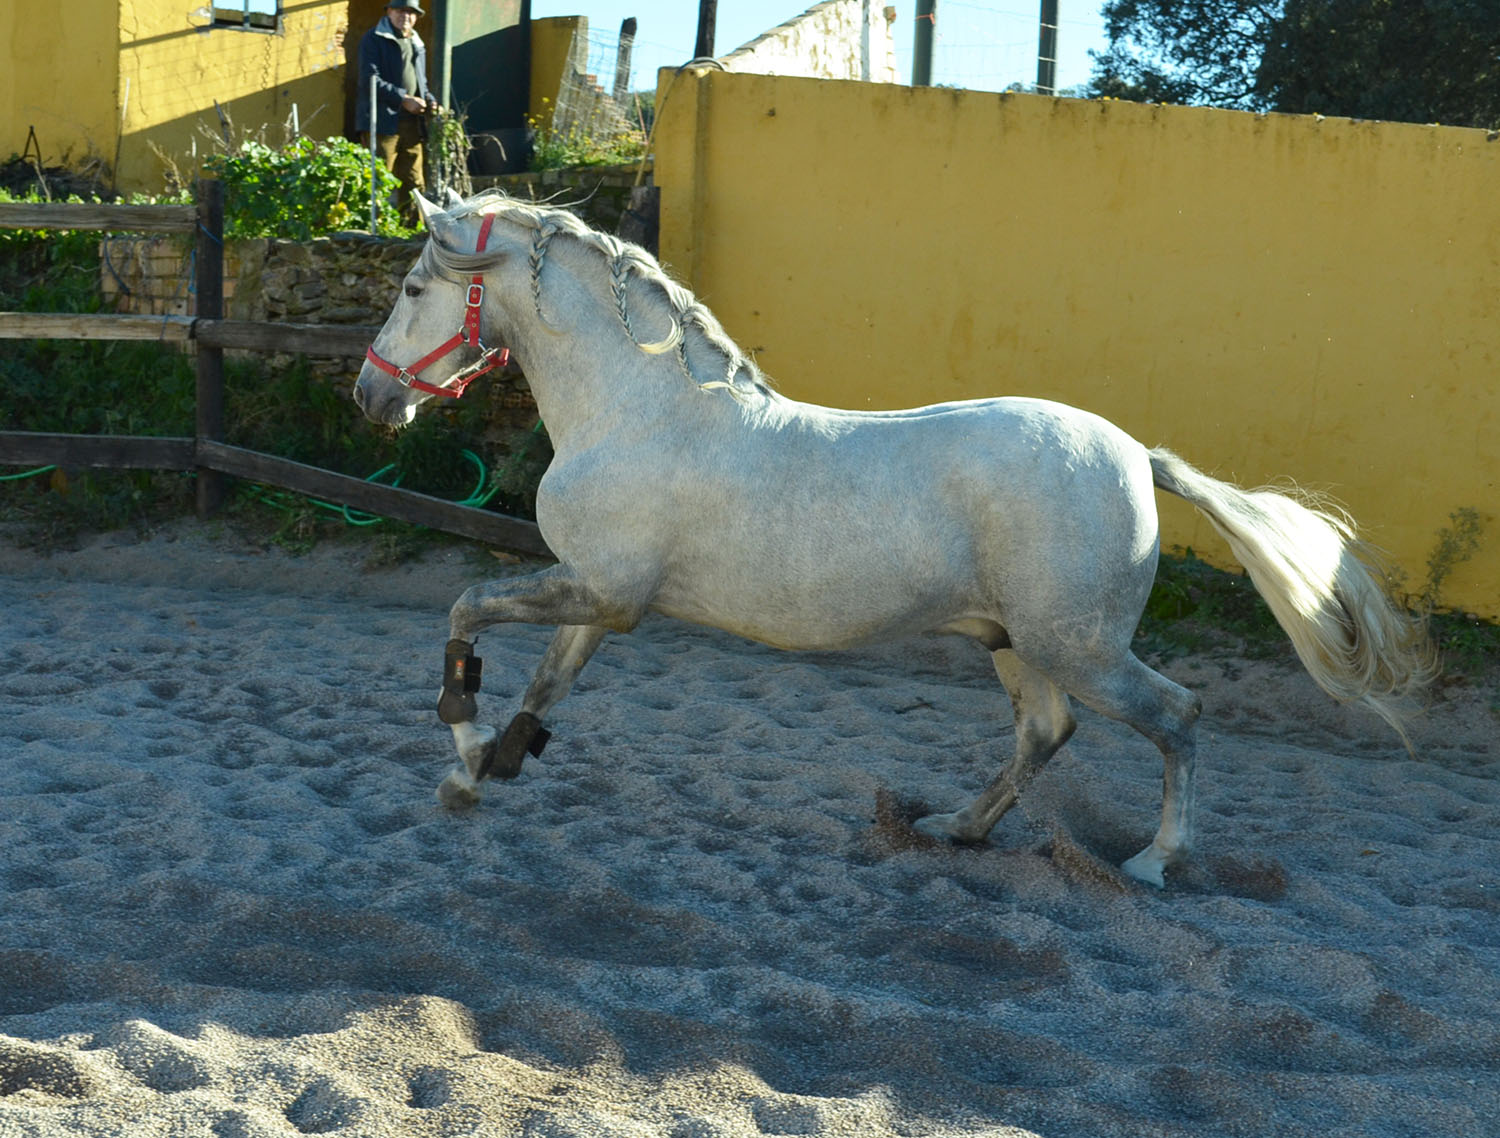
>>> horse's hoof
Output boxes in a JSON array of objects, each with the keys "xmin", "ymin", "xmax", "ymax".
[
  {"xmin": 1121, "ymin": 846, "xmax": 1168, "ymax": 888},
  {"xmin": 912, "ymin": 811, "xmax": 982, "ymax": 845},
  {"xmin": 437, "ymin": 768, "xmax": 482, "ymax": 810}
]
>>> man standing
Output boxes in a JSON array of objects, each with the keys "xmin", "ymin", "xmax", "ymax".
[{"xmin": 356, "ymin": 0, "xmax": 439, "ymax": 225}]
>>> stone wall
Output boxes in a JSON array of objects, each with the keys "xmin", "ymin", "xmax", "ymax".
[
  {"xmin": 99, "ymin": 227, "xmax": 551, "ymax": 485},
  {"xmin": 100, "ymin": 164, "xmax": 650, "ymax": 330},
  {"xmin": 97, "ymin": 166, "xmax": 653, "ymax": 437},
  {"xmin": 473, "ymin": 162, "xmax": 652, "ymax": 238},
  {"xmin": 100, "ymin": 231, "xmax": 422, "ymax": 381}
]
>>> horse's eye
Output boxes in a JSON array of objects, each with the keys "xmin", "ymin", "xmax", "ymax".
[{"xmin": 404, "ymin": 283, "xmax": 423, "ymax": 298}]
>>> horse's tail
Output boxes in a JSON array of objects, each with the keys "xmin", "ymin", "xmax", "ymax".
[{"xmin": 1148, "ymin": 447, "xmax": 1435, "ymax": 745}]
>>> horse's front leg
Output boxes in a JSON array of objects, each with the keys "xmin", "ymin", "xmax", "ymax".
[
  {"xmin": 435, "ymin": 566, "xmax": 639, "ymax": 808},
  {"xmin": 438, "ymin": 624, "xmax": 608, "ymax": 806}
]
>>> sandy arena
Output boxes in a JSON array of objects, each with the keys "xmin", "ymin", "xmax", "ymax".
[{"xmin": 0, "ymin": 522, "xmax": 1495, "ymax": 1137}]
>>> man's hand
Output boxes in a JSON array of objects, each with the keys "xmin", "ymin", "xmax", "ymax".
[{"xmin": 400, "ymin": 94, "xmax": 426, "ymax": 114}]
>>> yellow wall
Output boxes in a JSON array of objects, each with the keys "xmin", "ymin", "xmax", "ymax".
[
  {"xmin": 529, "ymin": 16, "xmax": 585, "ymax": 131},
  {"xmin": 654, "ymin": 70, "xmax": 1500, "ymax": 619},
  {"xmin": 2, "ymin": 4, "xmax": 118, "ymax": 172},
  {"xmin": 116, "ymin": 0, "xmax": 348, "ymax": 190},
  {"xmin": 3, "ymin": 2, "xmax": 348, "ymax": 192}
]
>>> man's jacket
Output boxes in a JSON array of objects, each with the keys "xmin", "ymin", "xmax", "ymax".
[{"xmin": 356, "ymin": 16, "xmax": 432, "ymax": 135}]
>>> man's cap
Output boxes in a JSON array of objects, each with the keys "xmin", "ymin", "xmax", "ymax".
[{"xmin": 387, "ymin": 0, "xmax": 424, "ymax": 12}]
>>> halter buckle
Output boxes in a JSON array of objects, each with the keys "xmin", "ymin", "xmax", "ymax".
[{"xmin": 465, "ymin": 282, "xmax": 485, "ymax": 308}]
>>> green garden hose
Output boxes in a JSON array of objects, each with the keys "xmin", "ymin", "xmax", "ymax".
[{"xmin": 0, "ymin": 465, "xmax": 57, "ymax": 482}]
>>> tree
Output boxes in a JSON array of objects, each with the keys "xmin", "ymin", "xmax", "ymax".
[
  {"xmin": 1088, "ymin": 0, "xmax": 1500, "ymax": 129},
  {"xmin": 1260, "ymin": 1, "xmax": 1500, "ymax": 126},
  {"xmin": 1089, "ymin": 0, "xmax": 1281, "ymax": 107}
]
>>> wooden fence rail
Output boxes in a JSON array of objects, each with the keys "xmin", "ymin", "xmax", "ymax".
[
  {"xmin": 0, "ymin": 181, "xmax": 549, "ymax": 557},
  {"xmin": 0, "ymin": 201, "xmax": 199, "ymax": 233},
  {"xmin": 0, "ymin": 313, "xmax": 380, "ymax": 356}
]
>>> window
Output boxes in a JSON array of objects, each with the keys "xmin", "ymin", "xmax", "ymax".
[{"xmin": 212, "ymin": 0, "xmax": 278, "ymax": 31}]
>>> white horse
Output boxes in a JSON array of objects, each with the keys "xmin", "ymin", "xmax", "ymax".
[{"xmin": 354, "ymin": 190, "xmax": 1432, "ymax": 887}]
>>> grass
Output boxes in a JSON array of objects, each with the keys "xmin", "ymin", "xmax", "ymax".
[{"xmin": 1133, "ymin": 549, "xmax": 1289, "ymax": 663}]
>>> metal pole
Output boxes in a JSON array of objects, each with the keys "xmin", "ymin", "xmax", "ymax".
[
  {"xmin": 1036, "ymin": 0, "xmax": 1058, "ymax": 95},
  {"xmin": 194, "ymin": 178, "xmax": 225, "ymax": 519},
  {"xmin": 694, "ymin": 0, "xmax": 716, "ymax": 60},
  {"xmin": 913, "ymin": 0, "xmax": 937, "ymax": 86},
  {"xmin": 368, "ymin": 71, "xmax": 379, "ymax": 232}
]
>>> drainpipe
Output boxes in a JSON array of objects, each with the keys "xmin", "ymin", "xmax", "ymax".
[{"xmin": 369, "ymin": 72, "xmax": 379, "ymax": 232}]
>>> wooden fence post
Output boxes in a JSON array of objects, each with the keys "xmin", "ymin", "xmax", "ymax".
[{"xmin": 195, "ymin": 178, "xmax": 225, "ymax": 517}]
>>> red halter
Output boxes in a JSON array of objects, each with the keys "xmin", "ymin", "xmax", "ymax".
[{"xmin": 364, "ymin": 212, "xmax": 510, "ymax": 399}]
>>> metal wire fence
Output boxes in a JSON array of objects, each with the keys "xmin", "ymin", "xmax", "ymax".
[{"xmin": 549, "ymin": 27, "xmax": 649, "ymax": 144}]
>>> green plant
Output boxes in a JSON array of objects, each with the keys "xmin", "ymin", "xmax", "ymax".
[
  {"xmin": 0, "ymin": 212, "xmax": 197, "ymax": 441},
  {"xmin": 0, "ymin": 226, "xmax": 205, "ymax": 546},
  {"xmin": 1413, "ymin": 507, "xmax": 1496, "ymax": 680},
  {"xmin": 204, "ymin": 136, "xmax": 411, "ymax": 240},
  {"xmin": 1428, "ymin": 609, "xmax": 1500, "ymax": 681},
  {"xmin": 1134, "ymin": 548, "xmax": 1286, "ymax": 662},
  {"xmin": 526, "ymin": 100, "xmax": 648, "ymax": 171},
  {"xmin": 626, "ymin": 90, "xmax": 656, "ymax": 136},
  {"xmin": 1422, "ymin": 506, "xmax": 1483, "ymax": 611},
  {"xmin": 426, "ymin": 107, "xmax": 473, "ymax": 199}
]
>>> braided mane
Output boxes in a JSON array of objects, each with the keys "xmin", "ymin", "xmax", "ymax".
[{"xmin": 426, "ymin": 192, "xmax": 770, "ymax": 401}]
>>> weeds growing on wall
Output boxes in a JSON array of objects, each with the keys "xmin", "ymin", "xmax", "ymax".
[
  {"xmin": 427, "ymin": 107, "xmax": 474, "ymax": 201},
  {"xmin": 1422, "ymin": 507, "xmax": 1483, "ymax": 611},
  {"xmin": 1415, "ymin": 508, "xmax": 1497, "ymax": 681},
  {"xmin": 527, "ymin": 98, "xmax": 649, "ymax": 171}
]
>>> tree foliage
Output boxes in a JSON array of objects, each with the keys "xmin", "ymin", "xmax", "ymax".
[{"xmin": 1089, "ymin": 0, "xmax": 1500, "ymax": 128}]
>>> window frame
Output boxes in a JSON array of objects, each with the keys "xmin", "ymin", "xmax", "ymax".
[{"xmin": 211, "ymin": 1, "xmax": 280, "ymax": 33}]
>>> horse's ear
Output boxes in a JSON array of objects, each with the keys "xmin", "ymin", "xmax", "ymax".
[
  {"xmin": 443, "ymin": 187, "xmax": 464, "ymax": 209},
  {"xmin": 414, "ymin": 190, "xmax": 442, "ymax": 230}
]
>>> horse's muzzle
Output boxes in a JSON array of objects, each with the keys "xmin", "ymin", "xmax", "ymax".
[{"xmin": 352, "ymin": 367, "xmax": 415, "ymax": 427}]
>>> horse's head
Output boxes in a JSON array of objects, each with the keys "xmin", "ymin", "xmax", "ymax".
[
  {"xmin": 355, "ymin": 188, "xmax": 772, "ymax": 428},
  {"xmin": 354, "ymin": 191, "xmax": 512, "ymax": 426}
]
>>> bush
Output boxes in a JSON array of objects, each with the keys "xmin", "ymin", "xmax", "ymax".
[{"xmin": 204, "ymin": 136, "xmax": 411, "ymax": 240}]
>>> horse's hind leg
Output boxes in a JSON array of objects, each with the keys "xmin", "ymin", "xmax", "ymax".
[
  {"xmin": 914, "ymin": 650, "xmax": 1076, "ymax": 844},
  {"xmin": 1063, "ymin": 657, "xmax": 1202, "ymax": 888},
  {"xmin": 439, "ymin": 624, "xmax": 608, "ymax": 808}
]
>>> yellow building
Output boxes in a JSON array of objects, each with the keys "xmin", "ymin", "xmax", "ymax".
[
  {"xmin": 3, "ymin": 1, "xmax": 593, "ymax": 192},
  {"xmin": 5, "ymin": 2, "xmax": 887, "ymax": 195},
  {"xmin": 3, "ymin": 1, "xmax": 357, "ymax": 193}
]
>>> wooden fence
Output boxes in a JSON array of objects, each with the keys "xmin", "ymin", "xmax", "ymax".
[{"xmin": 0, "ymin": 180, "xmax": 549, "ymax": 557}]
